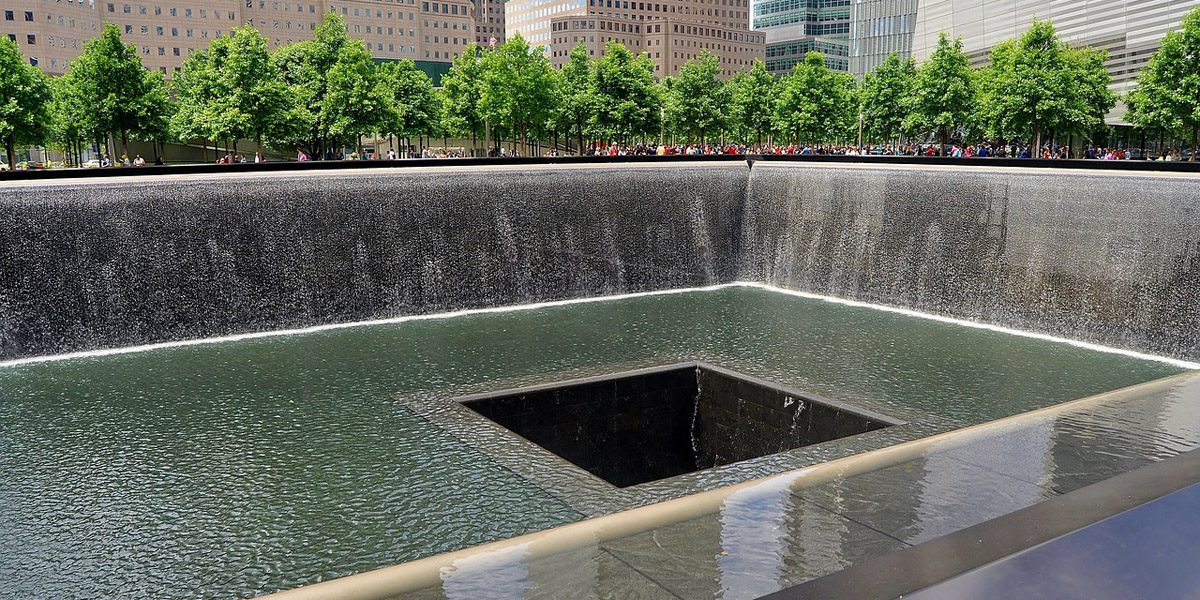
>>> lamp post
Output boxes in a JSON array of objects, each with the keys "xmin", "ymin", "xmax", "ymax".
[{"xmin": 858, "ymin": 111, "xmax": 864, "ymax": 154}]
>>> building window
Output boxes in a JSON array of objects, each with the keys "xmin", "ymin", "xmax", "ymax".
[
  {"xmin": 30, "ymin": 56, "xmax": 38, "ymax": 66},
  {"xmin": 157, "ymin": 46, "xmax": 164, "ymax": 54},
  {"xmin": 170, "ymin": 7, "xmax": 176, "ymax": 16},
  {"xmin": 3, "ymin": 10, "xmax": 12, "ymax": 20},
  {"xmin": 154, "ymin": 6, "xmax": 161, "ymax": 14},
  {"xmin": 171, "ymin": 27, "xmax": 177, "ymax": 35},
  {"xmin": 125, "ymin": 24, "xmax": 132, "ymax": 33},
  {"xmin": 173, "ymin": 46, "xmax": 179, "ymax": 55},
  {"xmin": 156, "ymin": 26, "xmax": 163, "ymax": 35},
  {"xmin": 25, "ymin": 10, "xmax": 34, "ymax": 21},
  {"xmin": 27, "ymin": 34, "xmax": 36, "ymax": 44}
]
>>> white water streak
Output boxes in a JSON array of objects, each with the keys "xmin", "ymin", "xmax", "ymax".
[{"xmin": 3, "ymin": 282, "xmax": 1197, "ymax": 371}]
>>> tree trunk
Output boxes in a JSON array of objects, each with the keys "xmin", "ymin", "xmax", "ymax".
[
  {"xmin": 576, "ymin": 129, "xmax": 584, "ymax": 156},
  {"xmin": 1192, "ymin": 128, "xmax": 1197, "ymax": 161},
  {"xmin": 5, "ymin": 135, "xmax": 15, "ymax": 171},
  {"xmin": 1033, "ymin": 120, "xmax": 1041, "ymax": 159}
]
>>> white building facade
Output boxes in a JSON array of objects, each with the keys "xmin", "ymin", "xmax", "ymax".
[{"xmin": 910, "ymin": 0, "xmax": 1200, "ymax": 99}]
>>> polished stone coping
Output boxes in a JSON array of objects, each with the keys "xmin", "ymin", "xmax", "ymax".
[
  {"xmin": 761, "ymin": 446, "xmax": 1200, "ymax": 600},
  {"xmin": 259, "ymin": 369, "xmax": 1200, "ymax": 600}
]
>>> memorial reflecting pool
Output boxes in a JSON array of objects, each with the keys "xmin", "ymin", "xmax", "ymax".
[{"xmin": 0, "ymin": 286, "xmax": 1187, "ymax": 599}]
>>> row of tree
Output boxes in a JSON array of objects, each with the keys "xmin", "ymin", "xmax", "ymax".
[{"xmin": 7, "ymin": 8, "xmax": 1200, "ymax": 168}]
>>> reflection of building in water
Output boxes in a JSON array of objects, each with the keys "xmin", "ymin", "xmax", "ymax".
[
  {"xmin": 440, "ymin": 543, "xmax": 533, "ymax": 599},
  {"xmin": 719, "ymin": 476, "xmax": 794, "ymax": 597}
]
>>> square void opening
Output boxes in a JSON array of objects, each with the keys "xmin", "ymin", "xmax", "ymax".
[{"xmin": 457, "ymin": 363, "xmax": 903, "ymax": 488}]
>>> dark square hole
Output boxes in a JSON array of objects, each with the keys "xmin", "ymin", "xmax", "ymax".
[{"xmin": 457, "ymin": 363, "xmax": 902, "ymax": 488}]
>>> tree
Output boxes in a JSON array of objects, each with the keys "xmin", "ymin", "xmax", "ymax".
[
  {"xmin": 906, "ymin": 33, "xmax": 975, "ymax": 156},
  {"xmin": 222, "ymin": 26, "xmax": 295, "ymax": 150},
  {"xmin": 440, "ymin": 44, "xmax": 486, "ymax": 153},
  {"xmin": 592, "ymin": 41, "xmax": 661, "ymax": 144},
  {"xmin": 1127, "ymin": 6, "xmax": 1200, "ymax": 158},
  {"xmin": 322, "ymin": 43, "xmax": 386, "ymax": 150},
  {"xmin": 664, "ymin": 51, "xmax": 729, "ymax": 142},
  {"xmin": 171, "ymin": 38, "xmax": 229, "ymax": 157},
  {"xmin": 274, "ymin": 11, "xmax": 374, "ymax": 158},
  {"xmin": 975, "ymin": 20, "xmax": 1114, "ymax": 153},
  {"xmin": 49, "ymin": 72, "xmax": 93, "ymax": 166},
  {"xmin": 773, "ymin": 52, "xmax": 852, "ymax": 145},
  {"xmin": 378, "ymin": 59, "xmax": 439, "ymax": 153},
  {"xmin": 728, "ymin": 59, "xmax": 776, "ymax": 145},
  {"xmin": 555, "ymin": 41, "xmax": 595, "ymax": 154},
  {"xmin": 479, "ymin": 32, "xmax": 558, "ymax": 151},
  {"xmin": 860, "ymin": 52, "xmax": 916, "ymax": 144},
  {"xmin": 0, "ymin": 36, "xmax": 52, "ymax": 169},
  {"xmin": 68, "ymin": 23, "xmax": 169, "ymax": 157}
]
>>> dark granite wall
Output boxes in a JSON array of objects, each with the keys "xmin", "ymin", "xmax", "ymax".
[
  {"xmin": 0, "ymin": 166, "xmax": 745, "ymax": 359},
  {"xmin": 2, "ymin": 162, "xmax": 1197, "ymax": 362},
  {"xmin": 742, "ymin": 164, "xmax": 1200, "ymax": 361},
  {"xmin": 461, "ymin": 368, "xmax": 700, "ymax": 488},
  {"xmin": 461, "ymin": 365, "xmax": 892, "ymax": 487},
  {"xmin": 693, "ymin": 369, "xmax": 887, "ymax": 467}
]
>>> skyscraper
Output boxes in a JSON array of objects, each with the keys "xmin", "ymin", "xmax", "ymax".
[
  {"xmin": 910, "ymin": 0, "xmax": 1200, "ymax": 98},
  {"xmin": 0, "ymin": 0, "xmax": 481, "ymax": 78},
  {"xmin": 752, "ymin": 0, "xmax": 851, "ymax": 75},
  {"xmin": 514, "ymin": 0, "xmax": 765, "ymax": 77},
  {"xmin": 848, "ymin": 0, "xmax": 916, "ymax": 76}
]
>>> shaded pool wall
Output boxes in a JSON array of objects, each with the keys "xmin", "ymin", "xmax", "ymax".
[
  {"xmin": 0, "ymin": 165, "xmax": 746, "ymax": 359},
  {"xmin": 1, "ymin": 161, "xmax": 1198, "ymax": 362},
  {"xmin": 741, "ymin": 163, "xmax": 1200, "ymax": 361}
]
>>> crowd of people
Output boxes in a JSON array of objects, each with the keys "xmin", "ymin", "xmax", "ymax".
[
  {"xmin": 556, "ymin": 141, "xmax": 1162, "ymax": 160},
  {"xmin": 63, "ymin": 141, "xmax": 1191, "ymax": 168}
]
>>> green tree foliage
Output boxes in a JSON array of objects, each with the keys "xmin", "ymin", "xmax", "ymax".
[
  {"xmin": 479, "ymin": 32, "xmax": 558, "ymax": 149},
  {"xmin": 664, "ymin": 51, "xmax": 729, "ymax": 142},
  {"xmin": 554, "ymin": 41, "xmax": 595, "ymax": 154},
  {"xmin": 378, "ymin": 59, "xmax": 439, "ymax": 145},
  {"xmin": 274, "ymin": 11, "xmax": 380, "ymax": 157},
  {"xmin": 48, "ymin": 72, "xmax": 93, "ymax": 166},
  {"xmin": 975, "ymin": 20, "xmax": 1114, "ymax": 151},
  {"xmin": 171, "ymin": 41, "xmax": 225, "ymax": 148},
  {"xmin": 860, "ymin": 52, "xmax": 916, "ymax": 143},
  {"xmin": 728, "ymin": 59, "xmax": 777, "ymax": 144},
  {"xmin": 223, "ymin": 26, "xmax": 294, "ymax": 149},
  {"xmin": 906, "ymin": 33, "xmax": 975, "ymax": 155},
  {"xmin": 0, "ymin": 36, "xmax": 52, "ymax": 169},
  {"xmin": 322, "ymin": 43, "xmax": 386, "ymax": 146},
  {"xmin": 592, "ymin": 41, "xmax": 660, "ymax": 143},
  {"xmin": 440, "ymin": 44, "xmax": 487, "ymax": 150},
  {"xmin": 774, "ymin": 52, "xmax": 853, "ymax": 145},
  {"xmin": 1127, "ymin": 6, "xmax": 1200, "ymax": 156},
  {"xmin": 67, "ymin": 23, "xmax": 169, "ymax": 156}
]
